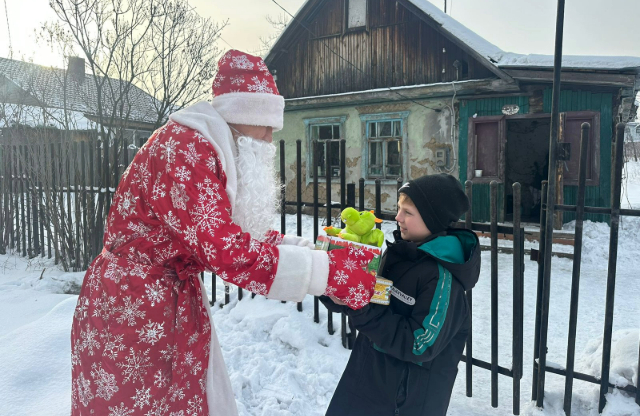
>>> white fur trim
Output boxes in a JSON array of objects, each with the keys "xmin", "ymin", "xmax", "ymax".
[
  {"xmin": 196, "ymin": 276, "xmax": 239, "ymax": 416},
  {"xmin": 308, "ymin": 250, "xmax": 329, "ymax": 296},
  {"xmin": 211, "ymin": 92, "xmax": 284, "ymax": 131},
  {"xmin": 169, "ymin": 102, "xmax": 238, "ymax": 211},
  {"xmin": 267, "ymin": 246, "xmax": 329, "ymax": 301}
]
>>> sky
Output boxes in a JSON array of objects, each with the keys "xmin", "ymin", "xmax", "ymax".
[{"xmin": 1, "ymin": 0, "xmax": 639, "ymax": 69}]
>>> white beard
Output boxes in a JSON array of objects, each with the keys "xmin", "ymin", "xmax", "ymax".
[{"xmin": 231, "ymin": 136, "xmax": 280, "ymax": 241}]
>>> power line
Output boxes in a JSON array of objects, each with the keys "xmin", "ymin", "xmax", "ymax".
[
  {"xmin": 3, "ymin": 0, "xmax": 12, "ymax": 58},
  {"xmin": 269, "ymin": 0, "xmax": 443, "ymax": 113}
]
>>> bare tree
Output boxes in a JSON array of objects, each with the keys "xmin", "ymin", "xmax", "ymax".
[{"xmin": 255, "ymin": 13, "xmax": 290, "ymax": 56}]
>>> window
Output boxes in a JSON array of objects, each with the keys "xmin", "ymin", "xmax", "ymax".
[
  {"xmin": 304, "ymin": 116, "xmax": 346, "ymax": 179},
  {"xmin": 347, "ymin": 0, "xmax": 367, "ymax": 30},
  {"xmin": 360, "ymin": 112, "xmax": 409, "ymax": 181}
]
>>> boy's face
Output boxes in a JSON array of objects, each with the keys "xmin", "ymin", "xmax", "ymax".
[{"xmin": 396, "ymin": 198, "xmax": 432, "ymax": 242}]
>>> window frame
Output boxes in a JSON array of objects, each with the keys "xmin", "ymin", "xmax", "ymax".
[
  {"xmin": 344, "ymin": 0, "xmax": 368, "ymax": 33},
  {"xmin": 360, "ymin": 111, "xmax": 409, "ymax": 184},
  {"xmin": 467, "ymin": 115, "xmax": 506, "ymax": 184},
  {"xmin": 304, "ymin": 116, "xmax": 347, "ymax": 184}
]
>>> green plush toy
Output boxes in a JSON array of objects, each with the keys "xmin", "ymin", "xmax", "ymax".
[{"xmin": 323, "ymin": 207, "xmax": 385, "ymax": 248}]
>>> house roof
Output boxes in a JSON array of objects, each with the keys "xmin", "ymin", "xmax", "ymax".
[
  {"xmin": 265, "ymin": 0, "xmax": 640, "ymax": 73},
  {"xmin": 0, "ymin": 57, "xmax": 159, "ymax": 126}
]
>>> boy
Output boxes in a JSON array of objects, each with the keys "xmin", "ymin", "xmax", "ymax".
[{"xmin": 321, "ymin": 173, "xmax": 480, "ymax": 416}]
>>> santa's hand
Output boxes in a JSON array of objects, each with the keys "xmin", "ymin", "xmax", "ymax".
[
  {"xmin": 280, "ymin": 234, "xmax": 315, "ymax": 250},
  {"xmin": 324, "ymin": 247, "xmax": 376, "ymax": 310}
]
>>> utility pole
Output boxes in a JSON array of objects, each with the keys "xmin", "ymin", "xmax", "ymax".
[{"xmin": 444, "ymin": 0, "xmax": 447, "ymax": 14}]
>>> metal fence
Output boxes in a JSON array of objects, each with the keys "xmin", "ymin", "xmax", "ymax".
[{"xmin": 0, "ymin": 126, "xmax": 637, "ymax": 414}]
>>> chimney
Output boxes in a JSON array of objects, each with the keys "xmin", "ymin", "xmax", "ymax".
[{"xmin": 67, "ymin": 56, "xmax": 85, "ymax": 83}]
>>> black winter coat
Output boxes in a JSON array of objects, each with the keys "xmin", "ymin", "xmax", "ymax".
[{"xmin": 322, "ymin": 229, "xmax": 480, "ymax": 416}]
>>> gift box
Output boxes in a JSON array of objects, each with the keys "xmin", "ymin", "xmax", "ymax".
[
  {"xmin": 315, "ymin": 235, "xmax": 392, "ymax": 305},
  {"xmin": 314, "ymin": 234, "xmax": 382, "ymax": 275}
]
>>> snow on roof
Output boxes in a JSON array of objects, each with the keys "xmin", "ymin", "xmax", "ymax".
[
  {"xmin": 0, "ymin": 104, "xmax": 96, "ymax": 130},
  {"xmin": 267, "ymin": 0, "xmax": 640, "ymax": 73},
  {"xmin": 498, "ymin": 53, "xmax": 640, "ymax": 71},
  {"xmin": 408, "ymin": 0, "xmax": 504, "ymax": 62},
  {"xmin": 0, "ymin": 57, "xmax": 159, "ymax": 124}
]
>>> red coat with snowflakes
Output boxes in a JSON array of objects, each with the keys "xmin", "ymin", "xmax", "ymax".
[{"xmin": 70, "ymin": 102, "xmax": 375, "ymax": 415}]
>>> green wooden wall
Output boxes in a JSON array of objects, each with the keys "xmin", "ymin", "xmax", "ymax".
[
  {"xmin": 458, "ymin": 96, "xmax": 530, "ymax": 222},
  {"xmin": 458, "ymin": 90, "xmax": 613, "ymax": 224}
]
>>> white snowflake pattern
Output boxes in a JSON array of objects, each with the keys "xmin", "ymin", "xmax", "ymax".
[
  {"xmin": 132, "ymin": 386, "xmax": 152, "ymax": 409},
  {"xmin": 115, "ymin": 296, "xmax": 146, "ymax": 326},
  {"xmin": 91, "ymin": 362, "xmax": 119, "ymax": 401},
  {"xmin": 247, "ymin": 281, "xmax": 268, "ymax": 296},
  {"xmin": 333, "ymin": 270, "xmax": 349, "ymax": 285},
  {"xmin": 175, "ymin": 165, "xmax": 191, "ymax": 182},
  {"xmin": 132, "ymin": 161, "xmax": 152, "ymax": 191},
  {"xmin": 169, "ymin": 382, "xmax": 186, "ymax": 402},
  {"xmin": 232, "ymin": 253, "xmax": 250, "ymax": 270},
  {"xmin": 93, "ymin": 293, "xmax": 117, "ymax": 321},
  {"xmin": 231, "ymin": 54, "xmax": 254, "ymax": 70},
  {"xmin": 117, "ymin": 189, "xmax": 139, "ymax": 219},
  {"xmin": 137, "ymin": 320, "xmax": 166, "ymax": 345},
  {"xmin": 160, "ymin": 344, "xmax": 177, "ymax": 362},
  {"xmin": 221, "ymin": 233, "xmax": 242, "ymax": 250},
  {"xmin": 146, "ymin": 398, "xmax": 170, "ymax": 416},
  {"xmin": 170, "ymin": 183, "xmax": 189, "ymax": 210},
  {"xmin": 193, "ymin": 130, "xmax": 205, "ymax": 141},
  {"xmin": 342, "ymin": 258, "xmax": 358, "ymax": 272},
  {"xmin": 154, "ymin": 370, "xmax": 169, "ymax": 389},
  {"xmin": 75, "ymin": 372, "xmax": 94, "ymax": 407},
  {"xmin": 232, "ymin": 271, "xmax": 250, "ymax": 284},
  {"xmin": 74, "ymin": 296, "xmax": 89, "ymax": 320},
  {"xmin": 178, "ymin": 142, "xmax": 201, "ymax": 167},
  {"xmin": 160, "ymin": 137, "xmax": 180, "ymax": 170},
  {"xmin": 80, "ymin": 324, "xmax": 101, "ymax": 356},
  {"xmin": 247, "ymin": 76, "xmax": 273, "ymax": 94},
  {"xmin": 230, "ymin": 75, "xmax": 245, "ymax": 85},
  {"xmin": 187, "ymin": 333, "xmax": 199, "ymax": 347},
  {"xmin": 107, "ymin": 402, "xmax": 135, "ymax": 416},
  {"xmin": 153, "ymin": 243, "xmax": 179, "ymax": 264},
  {"xmin": 152, "ymin": 172, "xmax": 167, "ymax": 200},
  {"xmin": 205, "ymin": 156, "xmax": 218, "ymax": 174},
  {"xmin": 324, "ymin": 285, "xmax": 338, "ymax": 296},
  {"xmin": 145, "ymin": 280, "xmax": 167, "ymax": 306},
  {"xmin": 100, "ymin": 331, "xmax": 126, "ymax": 360},
  {"xmin": 175, "ymin": 306, "xmax": 188, "ymax": 334},
  {"xmin": 163, "ymin": 211, "xmax": 182, "ymax": 234},
  {"xmin": 202, "ymin": 242, "xmax": 217, "ymax": 260},
  {"xmin": 257, "ymin": 60, "xmax": 270, "ymax": 73},
  {"xmin": 212, "ymin": 74, "xmax": 225, "ymax": 88},
  {"xmin": 345, "ymin": 282, "xmax": 370, "ymax": 309},
  {"xmin": 171, "ymin": 123, "xmax": 187, "ymax": 134},
  {"xmin": 117, "ymin": 347, "xmax": 152, "ymax": 384},
  {"xmin": 104, "ymin": 261, "xmax": 126, "ymax": 284},
  {"xmin": 184, "ymin": 225, "xmax": 199, "ymax": 247},
  {"xmin": 186, "ymin": 395, "xmax": 203, "ymax": 415},
  {"xmin": 255, "ymin": 251, "xmax": 274, "ymax": 271}
]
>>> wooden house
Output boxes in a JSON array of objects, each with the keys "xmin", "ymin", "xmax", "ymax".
[{"xmin": 267, "ymin": 0, "xmax": 640, "ymax": 224}]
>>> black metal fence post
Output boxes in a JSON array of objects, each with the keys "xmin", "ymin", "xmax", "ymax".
[
  {"xmin": 296, "ymin": 139, "xmax": 303, "ymax": 312},
  {"xmin": 465, "ymin": 180, "xmax": 473, "ymax": 398},
  {"xmin": 490, "ymin": 180, "xmax": 499, "ymax": 408},
  {"xmin": 512, "ymin": 182, "xmax": 523, "ymax": 415},
  {"xmin": 358, "ymin": 178, "xmax": 365, "ymax": 211},
  {"xmin": 563, "ymin": 123, "xmax": 590, "ymax": 415},
  {"xmin": 598, "ymin": 124, "xmax": 625, "ymax": 412},
  {"xmin": 313, "ymin": 140, "xmax": 320, "ymax": 324},
  {"xmin": 537, "ymin": 0, "xmax": 566, "ymax": 406},
  {"xmin": 531, "ymin": 180, "xmax": 548, "ymax": 401},
  {"xmin": 325, "ymin": 140, "xmax": 334, "ymax": 335}
]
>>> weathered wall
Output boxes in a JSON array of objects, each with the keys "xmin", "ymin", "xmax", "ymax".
[{"xmin": 274, "ymin": 98, "xmax": 459, "ymax": 214}]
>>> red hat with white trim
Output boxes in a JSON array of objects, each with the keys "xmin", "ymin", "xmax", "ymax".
[{"xmin": 211, "ymin": 50, "xmax": 284, "ymax": 131}]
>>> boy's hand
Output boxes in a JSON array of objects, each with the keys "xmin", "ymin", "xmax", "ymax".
[{"xmin": 329, "ymin": 295, "xmax": 347, "ymax": 306}]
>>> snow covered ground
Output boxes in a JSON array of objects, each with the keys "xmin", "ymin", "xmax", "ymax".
[{"xmin": 1, "ymin": 163, "xmax": 639, "ymax": 416}]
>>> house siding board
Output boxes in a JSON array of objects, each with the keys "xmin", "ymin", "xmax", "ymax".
[{"xmin": 271, "ymin": 0, "xmax": 494, "ymax": 99}]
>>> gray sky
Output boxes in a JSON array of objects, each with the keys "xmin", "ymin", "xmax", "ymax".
[{"xmin": 1, "ymin": 0, "xmax": 639, "ymax": 68}]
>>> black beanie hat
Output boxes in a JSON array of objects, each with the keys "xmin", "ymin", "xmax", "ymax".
[{"xmin": 398, "ymin": 173, "xmax": 470, "ymax": 234}]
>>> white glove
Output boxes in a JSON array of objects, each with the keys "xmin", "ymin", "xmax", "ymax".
[{"xmin": 280, "ymin": 234, "xmax": 315, "ymax": 250}]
